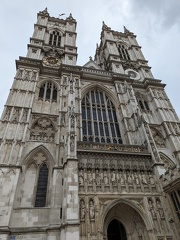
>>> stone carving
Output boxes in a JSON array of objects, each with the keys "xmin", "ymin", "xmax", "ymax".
[
  {"xmin": 103, "ymin": 170, "xmax": 109, "ymax": 185},
  {"xmin": 127, "ymin": 171, "xmax": 133, "ymax": 184},
  {"xmin": 148, "ymin": 198, "xmax": 156, "ymax": 218},
  {"xmin": 141, "ymin": 171, "xmax": 148, "ymax": 185},
  {"xmin": 89, "ymin": 199, "xmax": 95, "ymax": 219},
  {"xmin": 134, "ymin": 172, "xmax": 140, "ymax": 185},
  {"xmin": 3, "ymin": 107, "xmax": 11, "ymax": 121},
  {"xmin": 148, "ymin": 172, "xmax": 155, "ymax": 185},
  {"xmin": 30, "ymin": 117, "xmax": 55, "ymax": 142},
  {"xmin": 80, "ymin": 199, "xmax": 85, "ymax": 220},
  {"xmin": 156, "ymin": 198, "xmax": 164, "ymax": 218},
  {"xmin": 151, "ymin": 128, "xmax": 165, "ymax": 148},
  {"xmin": 79, "ymin": 169, "xmax": 84, "ymax": 185},
  {"xmin": 16, "ymin": 69, "xmax": 23, "ymax": 79},
  {"xmin": 69, "ymin": 73, "xmax": 74, "ymax": 94},
  {"xmin": 31, "ymin": 71, "xmax": 37, "ymax": 80},
  {"xmin": 111, "ymin": 170, "xmax": 116, "ymax": 184},
  {"xmin": 23, "ymin": 71, "xmax": 30, "ymax": 80},
  {"xmin": 11, "ymin": 108, "xmax": 20, "ymax": 122},
  {"xmin": 22, "ymin": 109, "xmax": 28, "ymax": 122},
  {"xmin": 95, "ymin": 169, "xmax": 101, "ymax": 185},
  {"xmin": 87, "ymin": 170, "xmax": 93, "ymax": 185},
  {"xmin": 133, "ymin": 213, "xmax": 145, "ymax": 239},
  {"xmin": 15, "ymin": 234, "xmax": 46, "ymax": 240},
  {"xmin": 70, "ymin": 133, "xmax": 75, "ymax": 151}
]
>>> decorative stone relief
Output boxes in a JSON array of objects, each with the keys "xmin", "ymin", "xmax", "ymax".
[
  {"xmin": 11, "ymin": 108, "xmax": 21, "ymax": 123},
  {"xmin": 78, "ymin": 153, "xmax": 156, "ymax": 194},
  {"xmin": 150, "ymin": 128, "xmax": 166, "ymax": 148},
  {"xmin": 3, "ymin": 107, "xmax": 12, "ymax": 121},
  {"xmin": 30, "ymin": 117, "xmax": 55, "ymax": 142},
  {"xmin": 23, "ymin": 71, "xmax": 31, "ymax": 80},
  {"xmin": 22, "ymin": 109, "xmax": 28, "ymax": 122}
]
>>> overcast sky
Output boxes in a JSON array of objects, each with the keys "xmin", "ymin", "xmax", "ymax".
[{"xmin": 0, "ymin": 0, "xmax": 180, "ymax": 117}]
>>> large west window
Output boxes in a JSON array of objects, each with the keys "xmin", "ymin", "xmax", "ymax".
[{"xmin": 82, "ymin": 90, "xmax": 122, "ymax": 144}]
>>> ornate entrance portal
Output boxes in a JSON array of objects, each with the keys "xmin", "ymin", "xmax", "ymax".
[
  {"xmin": 103, "ymin": 200, "xmax": 153, "ymax": 240},
  {"xmin": 107, "ymin": 219, "xmax": 127, "ymax": 240}
]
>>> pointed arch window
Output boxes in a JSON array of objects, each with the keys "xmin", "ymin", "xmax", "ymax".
[
  {"xmin": 35, "ymin": 163, "xmax": 49, "ymax": 207},
  {"xmin": 49, "ymin": 30, "xmax": 61, "ymax": 47},
  {"xmin": 82, "ymin": 90, "xmax": 122, "ymax": 144},
  {"xmin": 38, "ymin": 82, "xmax": 57, "ymax": 102},
  {"xmin": 118, "ymin": 44, "xmax": 130, "ymax": 60}
]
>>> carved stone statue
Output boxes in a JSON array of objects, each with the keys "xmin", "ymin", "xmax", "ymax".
[
  {"xmin": 89, "ymin": 200, "xmax": 95, "ymax": 219},
  {"xmin": 156, "ymin": 199, "xmax": 164, "ymax": 218},
  {"xmin": 87, "ymin": 170, "xmax": 93, "ymax": 185},
  {"xmin": 134, "ymin": 172, "xmax": 140, "ymax": 185},
  {"xmin": 80, "ymin": 200, "xmax": 85, "ymax": 220},
  {"xmin": 148, "ymin": 199, "xmax": 156, "ymax": 218},
  {"xmin": 103, "ymin": 170, "xmax": 109, "ymax": 185},
  {"xmin": 79, "ymin": 169, "xmax": 84, "ymax": 185},
  {"xmin": 111, "ymin": 170, "xmax": 116, "ymax": 184},
  {"xmin": 95, "ymin": 169, "xmax": 101, "ymax": 185}
]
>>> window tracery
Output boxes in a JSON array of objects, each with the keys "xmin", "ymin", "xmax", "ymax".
[
  {"xmin": 82, "ymin": 90, "xmax": 122, "ymax": 144},
  {"xmin": 38, "ymin": 82, "xmax": 57, "ymax": 102},
  {"xmin": 20, "ymin": 150, "xmax": 51, "ymax": 208},
  {"xmin": 49, "ymin": 30, "xmax": 61, "ymax": 47},
  {"xmin": 30, "ymin": 117, "xmax": 55, "ymax": 142},
  {"xmin": 136, "ymin": 93, "xmax": 150, "ymax": 111},
  {"xmin": 118, "ymin": 44, "xmax": 130, "ymax": 60}
]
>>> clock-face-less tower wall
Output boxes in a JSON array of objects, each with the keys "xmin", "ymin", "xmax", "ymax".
[{"xmin": 0, "ymin": 9, "xmax": 180, "ymax": 240}]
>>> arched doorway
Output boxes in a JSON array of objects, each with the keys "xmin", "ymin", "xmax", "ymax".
[{"xmin": 107, "ymin": 219, "xmax": 127, "ymax": 240}]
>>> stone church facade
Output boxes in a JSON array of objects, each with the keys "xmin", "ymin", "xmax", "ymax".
[{"xmin": 0, "ymin": 8, "xmax": 180, "ymax": 240}]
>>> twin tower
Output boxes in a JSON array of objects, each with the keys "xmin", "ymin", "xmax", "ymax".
[{"xmin": 0, "ymin": 8, "xmax": 180, "ymax": 240}]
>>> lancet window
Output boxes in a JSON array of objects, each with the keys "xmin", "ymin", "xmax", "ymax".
[
  {"xmin": 35, "ymin": 163, "xmax": 49, "ymax": 207},
  {"xmin": 82, "ymin": 90, "xmax": 122, "ymax": 144},
  {"xmin": 49, "ymin": 30, "xmax": 61, "ymax": 47},
  {"xmin": 136, "ymin": 93, "xmax": 150, "ymax": 111},
  {"xmin": 38, "ymin": 82, "xmax": 57, "ymax": 102},
  {"xmin": 170, "ymin": 190, "xmax": 180, "ymax": 220},
  {"xmin": 118, "ymin": 44, "xmax": 130, "ymax": 60}
]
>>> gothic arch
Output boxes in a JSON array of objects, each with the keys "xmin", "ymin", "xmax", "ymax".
[
  {"xmin": 101, "ymin": 198, "xmax": 153, "ymax": 238},
  {"xmin": 47, "ymin": 26, "xmax": 65, "ymax": 36},
  {"xmin": 38, "ymin": 79, "xmax": 60, "ymax": 91},
  {"xmin": 81, "ymin": 83, "xmax": 119, "ymax": 109},
  {"xmin": 19, "ymin": 145, "xmax": 54, "ymax": 207},
  {"xmin": 22, "ymin": 145, "xmax": 55, "ymax": 167}
]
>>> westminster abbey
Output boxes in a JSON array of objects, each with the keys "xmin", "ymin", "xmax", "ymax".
[{"xmin": 0, "ymin": 8, "xmax": 180, "ymax": 240}]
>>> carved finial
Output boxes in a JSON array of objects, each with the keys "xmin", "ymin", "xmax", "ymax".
[
  {"xmin": 39, "ymin": 7, "xmax": 49, "ymax": 16},
  {"xmin": 124, "ymin": 26, "xmax": 131, "ymax": 34},
  {"xmin": 66, "ymin": 13, "xmax": 75, "ymax": 21},
  {"xmin": 89, "ymin": 56, "xmax": 93, "ymax": 61},
  {"xmin": 102, "ymin": 21, "xmax": 111, "ymax": 30}
]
